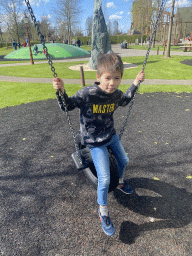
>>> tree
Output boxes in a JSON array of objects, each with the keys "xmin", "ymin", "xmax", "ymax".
[
  {"xmin": 0, "ymin": 0, "xmax": 25, "ymax": 44},
  {"xmin": 85, "ymin": 16, "xmax": 93, "ymax": 36},
  {"xmin": 55, "ymin": 0, "xmax": 82, "ymax": 44},
  {"xmin": 107, "ymin": 20, "xmax": 112, "ymax": 35},
  {"xmin": 166, "ymin": 0, "xmax": 175, "ymax": 58},
  {"xmin": 113, "ymin": 20, "xmax": 118, "ymax": 35},
  {"xmin": 39, "ymin": 16, "xmax": 51, "ymax": 41},
  {"xmin": 131, "ymin": 0, "xmax": 165, "ymax": 46}
]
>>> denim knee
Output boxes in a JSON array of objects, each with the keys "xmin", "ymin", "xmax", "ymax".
[{"xmin": 98, "ymin": 176, "xmax": 110, "ymax": 188}]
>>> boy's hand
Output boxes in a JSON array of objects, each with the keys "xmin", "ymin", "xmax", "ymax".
[
  {"xmin": 133, "ymin": 70, "xmax": 145, "ymax": 87},
  {"xmin": 53, "ymin": 77, "xmax": 65, "ymax": 93}
]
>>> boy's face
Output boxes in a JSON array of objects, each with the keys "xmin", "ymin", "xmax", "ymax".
[{"xmin": 96, "ymin": 71, "xmax": 122, "ymax": 94}]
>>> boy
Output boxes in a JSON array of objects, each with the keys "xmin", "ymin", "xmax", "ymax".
[
  {"xmin": 33, "ymin": 44, "xmax": 38, "ymax": 55},
  {"xmin": 53, "ymin": 52, "xmax": 145, "ymax": 236}
]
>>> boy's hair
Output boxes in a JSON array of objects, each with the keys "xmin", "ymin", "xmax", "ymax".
[{"xmin": 97, "ymin": 52, "xmax": 124, "ymax": 77}]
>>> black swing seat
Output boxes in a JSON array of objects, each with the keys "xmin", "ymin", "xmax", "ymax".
[
  {"xmin": 71, "ymin": 147, "xmax": 93, "ymax": 170},
  {"xmin": 71, "ymin": 131, "xmax": 119, "ymax": 192}
]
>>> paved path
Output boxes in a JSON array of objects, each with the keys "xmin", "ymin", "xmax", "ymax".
[
  {"xmin": 0, "ymin": 45, "xmax": 192, "ymax": 85},
  {"xmin": 0, "ymin": 75, "xmax": 191, "ymax": 85}
]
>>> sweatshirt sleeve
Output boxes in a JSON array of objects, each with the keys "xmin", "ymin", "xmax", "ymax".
[
  {"xmin": 56, "ymin": 88, "xmax": 85, "ymax": 112},
  {"xmin": 119, "ymin": 83, "xmax": 138, "ymax": 107}
]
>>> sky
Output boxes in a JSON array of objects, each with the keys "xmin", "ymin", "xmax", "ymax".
[
  {"xmin": 3, "ymin": 0, "xmax": 192, "ymax": 34},
  {"xmin": 25, "ymin": 0, "xmax": 192, "ymax": 34}
]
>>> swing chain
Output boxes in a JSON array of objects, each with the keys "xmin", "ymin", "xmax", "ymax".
[
  {"xmin": 142, "ymin": 0, "xmax": 166, "ymax": 71},
  {"xmin": 25, "ymin": 0, "xmax": 82, "ymax": 163},
  {"xmin": 118, "ymin": 0, "xmax": 166, "ymax": 140},
  {"xmin": 24, "ymin": 0, "xmax": 57, "ymax": 78},
  {"xmin": 58, "ymin": 91, "xmax": 81, "ymax": 155}
]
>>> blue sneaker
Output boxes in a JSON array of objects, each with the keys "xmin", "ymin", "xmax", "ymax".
[
  {"xmin": 117, "ymin": 180, "xmax": 133, "ymax": 194},
  {"xmin": 99, "ymin": 210, "xmax": 115, "ymax": 236}
]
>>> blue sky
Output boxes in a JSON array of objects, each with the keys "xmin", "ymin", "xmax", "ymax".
[{"xmin": 25, "ymin": 0, "xmax": 191, "ymax": 34}]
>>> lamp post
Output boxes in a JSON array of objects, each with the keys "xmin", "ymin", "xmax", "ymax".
[{"xmin": 24, "ymin": 14, "xmax": 34, "ymax": 65}]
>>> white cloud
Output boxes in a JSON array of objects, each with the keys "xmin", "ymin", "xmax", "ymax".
[
  {"xmin": 106, "ymin": 2, "xmax": 116, "ymax": 8},
  {"xmin": 116, "ymin": 11, "xmax": 124, "ymax": 15},
  {"xmin": 24, "ymin": 0, "xmax": 49, "ymax": 7},
  {"xmin": 176, "ymin": 0, "xmax": 191, "ymax": 7},
  {"xmin": 42, "ymin": 14, "xmax": 52, "ymax": 20},
  {"xmin": 166, "ymin": 0, "xmax": 191, "ymax": 8},
  {"xmin": 109, "ymin": 14, "xmax": 122, "ymax": 20}
]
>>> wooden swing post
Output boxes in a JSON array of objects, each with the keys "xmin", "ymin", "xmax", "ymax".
[{"xmin": 80, "ymin": 66, "xmax": 85, "ymax": 87}]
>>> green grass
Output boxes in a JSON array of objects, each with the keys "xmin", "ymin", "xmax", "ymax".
[
  {"xmin": 0, "ymin": 81, "xmax": 82, "ymax": 108},
  {"xmin": 127, "ymin": 44, "xmax": 187, "ymax": 52},
  {"xmin": 0, "ymin": 47, "xmax": 14, "ymax": 56},
  {"xmin": 0, "ymin": 55, "xmax": 191, "ymax": 80},
  {"xmin": 121, "ymin": 84, "xmax": 192, "ymax": 93},
  {"xmin": 122, "ymin": 55, "xmax": 192, "ymax": 80},
  {"xmin": 1, "ymin": 81, "xmax": 191, "ymax": 109}
]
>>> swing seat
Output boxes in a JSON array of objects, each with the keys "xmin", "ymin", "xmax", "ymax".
[
  {"xmin": 71, "ymin": 148, "xmax": 93, "ymax": 170},
  {"xmin": 71, "ymin": 131, "xmax": 119, "ymax": 192}
]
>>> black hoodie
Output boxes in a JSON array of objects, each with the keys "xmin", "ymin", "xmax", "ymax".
[{"xmin": 56, "ymin": 82, "xmax": 138, "ymax": 147}]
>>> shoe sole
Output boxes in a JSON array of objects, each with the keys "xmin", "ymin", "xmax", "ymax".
[{"xmin": 116, "ymin": 187, "xmax": 133, "ymax": 194}]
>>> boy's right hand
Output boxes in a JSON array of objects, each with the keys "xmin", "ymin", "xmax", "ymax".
[{"xmin": 53, "ymin": 77, "xmax": 64, "ymax": 93}]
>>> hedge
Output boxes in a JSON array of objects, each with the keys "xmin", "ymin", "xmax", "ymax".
[
  {"xmin": 1, "ymin": 34, "xmax": 149, "ymax": 48},
  {"xmin": 74, "ymin": 34, "xmax": 149, "ymax": 45}
]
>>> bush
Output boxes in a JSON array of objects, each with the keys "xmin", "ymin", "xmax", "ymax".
[
  {"xmin": 110, "ymin": 34, "xmax": 148, "ymax": 44},
  {"xmin": 72, "ymin": 34, "xmax": 148, "ymax": 46},
  {"xmin": 0, "ymin": 42, "xmax": 13, "ymax": 48}
]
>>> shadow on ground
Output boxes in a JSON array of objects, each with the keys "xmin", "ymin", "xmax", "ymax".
[{"xmin": 115, "ymin": 178, "xmax": 192, "ymax": 244}]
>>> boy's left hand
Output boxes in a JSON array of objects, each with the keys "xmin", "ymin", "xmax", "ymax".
[{"xmin": 133, "ymin": 70, "xmax": 145, "ymax": 86}]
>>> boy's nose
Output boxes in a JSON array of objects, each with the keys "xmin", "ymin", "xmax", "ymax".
[{"xmin": 109, "ymin": 79, "xmax": 114, "ymax": 86}]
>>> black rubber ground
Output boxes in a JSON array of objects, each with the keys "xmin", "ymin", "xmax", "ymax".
[
  {"xmin": 0, "ymin": 92, "xmax": 191, "ymax": 255},
  {"xmin": 180, "ymin": 59, "xmax": 192, "ymax": 66}
]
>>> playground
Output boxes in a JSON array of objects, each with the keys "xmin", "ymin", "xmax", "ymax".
[
  {"xmin": 0, "ymin": 43, "xmax": 192, "ymax": 255},
  {"xmin": 0, "ymin": 0, "xmax": 192, "ymax": 253},
  {"xmin": 1, "ymin": 88, "xmax": 191, "ymax": 255}
]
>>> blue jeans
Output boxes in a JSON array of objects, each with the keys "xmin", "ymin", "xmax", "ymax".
[{"xmin": 89, "ymin": 133, "xmax": 129, "ymax": 206}]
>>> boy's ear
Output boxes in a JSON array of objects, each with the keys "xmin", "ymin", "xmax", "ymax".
[{"xmin": 96, "ymin": 73, "xmax": 101, "ymax": 82}]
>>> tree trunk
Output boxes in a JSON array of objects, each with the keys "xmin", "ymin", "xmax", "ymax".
[{"xmin": 166, "ymin": 0, "xmax": 175, "ymax": 58}]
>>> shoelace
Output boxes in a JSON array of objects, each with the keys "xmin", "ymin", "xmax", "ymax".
[{"xmin": 102, "ymin": 216, "xmax": 110, "ymax": 225}]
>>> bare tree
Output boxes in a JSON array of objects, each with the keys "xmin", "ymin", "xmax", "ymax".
[
  {"xmin": 39, "ymin": 16, "xmax": 51, "ymax": 42},
  {"xmin": 85, "ymin": 16, "xmax": 93, "ymax": 36},
  {"xmin": 0, "ymin": 0, "xmax": 24, "ymax": 44},
  {"xmin": 113, "ymin": 20, "xmax": 118, "ymax": 35},
  {"xmin": 55, "ymin": 0, "xmax": 82, "ymax": 44},
  {"xmin": 107, "ymin": 20, "xmax": 112, "ymax": 35}
]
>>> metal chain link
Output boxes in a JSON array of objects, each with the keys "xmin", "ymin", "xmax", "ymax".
[
  {"xmin": 118, "ymin": 0, "xmax": 166, "ymax": 140},
  {"xmin": 24, "ymin": 0, "xmax": 81, "ymax": 160}
]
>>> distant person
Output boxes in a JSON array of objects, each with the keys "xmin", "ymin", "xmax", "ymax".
[
  {"xmin": 23, "ymin": 42, "xmax": 27, "ymax": 47},
  {"xmin": 77, "ymin": 38, "xmax": 81, "ymax": 47},
  {"xmin": 72, "ymin": 38, "xmax": 76, "ymax": 46},
  {"xmin": 43, "ymin": 48, "xmax": 47, "ymax": 55},
  {"xmin": 17, "ymin": 43, "xmax": 21, "ymax": 48},
  {"xmin": 12, "ymin": 41, "xmax": 17, "ymax": 50},
  {"xmin": 33, "ymin": 44, "xmax": 38, "ymax": 55}
]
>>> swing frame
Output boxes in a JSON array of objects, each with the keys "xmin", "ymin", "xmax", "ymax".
[{"xmin": 25, "ymin": 0, "xmax": 166, "ymax": 192}]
